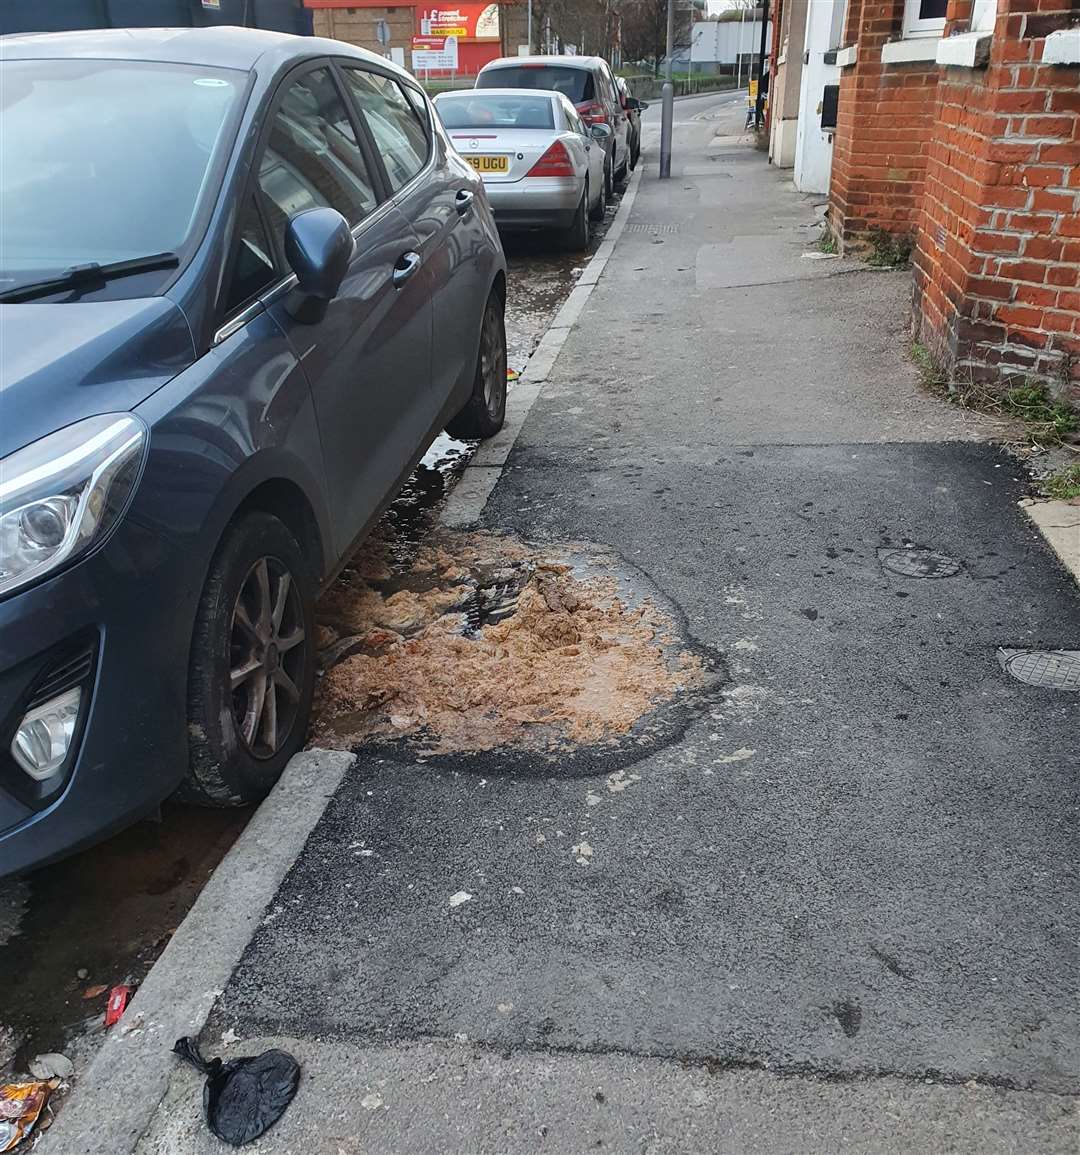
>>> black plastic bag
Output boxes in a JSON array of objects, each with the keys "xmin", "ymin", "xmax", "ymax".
[{"xmin": 172, "ymin": 1037, "xmax": 300, "ymax": 1147}]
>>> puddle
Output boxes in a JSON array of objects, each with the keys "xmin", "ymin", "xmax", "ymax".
[
  {"xmin": 503, "ymin": 184, "xmax": 624, "ymax": 369},
  {"xmin": 0, "ymin": 804, "xmax": 248, "ymax": 1086},
  {"xmin": 313, "ymin": 529, "xmax": 725, "ymax": 773}
]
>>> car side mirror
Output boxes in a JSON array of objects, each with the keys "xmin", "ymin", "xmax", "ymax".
[
  {"xmin": 590, "ymin": 122, "xmax": 613, "ymax": 142},
  {"xmin": 283, "ymin": 207, "xmax": 354, "ymax": 324},
  {"xmin": 632, "ymin": 98, "xmax": 649, "ymax": 112}
]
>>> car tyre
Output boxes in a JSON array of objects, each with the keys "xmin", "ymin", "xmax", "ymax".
[
  {"xmin": 446, "ymin": 288, "xmax": 507, "ymax": 440},
  {"xmin": 603, "ymin": 159, "xmax": 613, "ymax": 204},
  {"xmin": 180, "ymin": 512, "xmax": 316, "ymax": 807},
  {"xmin": 589, "ymin": 173, "xmax": 606, "ymax": 223},
  {"xmin": 563, "ymin": 185, "xmax": 590, "ymax": 252},
  {"xmin": 630, "ymin": 136, "xmax": 640, "ymax": 170}
]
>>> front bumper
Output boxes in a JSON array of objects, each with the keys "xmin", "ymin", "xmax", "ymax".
[
  {"xmin": 0, "ymin": 518, "xmax": 197, "ymax": 877},
  {"xmin": 485, "ymin": 177, "xmax": 584, "ymax": 231}
]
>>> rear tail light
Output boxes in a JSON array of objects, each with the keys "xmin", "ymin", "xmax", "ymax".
[
  {"xmin": 526, "ymin": 140, "xmax": 575, "ymax": 178},
  {"xmin": 577, "ymin": 101, "xmax": 607, "ymax": 126}
]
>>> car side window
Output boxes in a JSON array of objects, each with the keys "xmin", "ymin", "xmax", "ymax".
[
  {"xmin": 257, "ymin": 67, "xmax": 377, "ymax": 249},
  {"xmin": 565, "ymin": 100, "xmax": 586, "ymax": 137},
  {"xmin": 223, "ymin": 194, "xmax": 277, "ymax": 315},
  {"xmin": 341, "ymin": 68, "xmax": 430, "ymax": 192}
]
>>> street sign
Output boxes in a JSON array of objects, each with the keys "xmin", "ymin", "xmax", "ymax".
[
  {"xmin": 411, "ymin": 35, "xmax": 459, "ymax": 71},
  {"xmin": 418, "ymin": 5, "xmax": 499, "ymax": 39},
  {"xmin": 375, "ymin": 19, "xmax": 390, "ymax": 46}
]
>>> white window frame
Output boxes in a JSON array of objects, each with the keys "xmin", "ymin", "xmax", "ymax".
[
  {"xmin": 902, "ymin": 0, "xmax": 947, "ymax": 39},
  {"xmin": 971, "ymin": 0, "xmax": 997, "ymax": 32}
]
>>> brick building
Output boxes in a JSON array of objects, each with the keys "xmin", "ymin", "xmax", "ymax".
[
  {"xmin": 817, "ymin": 0, "xmax": 1078, "ymax": 393},
  {"xmin": 828, "ymin": 0, "xmax": 944, "ymax": 254},
  {"xmin": 306, "ymin": 1, "xmax": 523, "ymax": 76},
  {"xmin": 911, "ymin": 3, "xmax": 1080, "ymax": 392}
]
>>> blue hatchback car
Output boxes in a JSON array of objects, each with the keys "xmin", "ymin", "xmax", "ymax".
[{"xmin": 0, "ymin": 27, "xmax": 507, "ymax": 876}]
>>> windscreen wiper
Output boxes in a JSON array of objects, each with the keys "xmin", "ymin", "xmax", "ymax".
[{"xmin": 0, "ymin": 252, "xmax": 180, "ymax": 303}]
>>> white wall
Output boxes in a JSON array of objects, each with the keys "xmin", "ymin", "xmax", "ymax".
[
  {"xmin": 793, "ymin": 0, "xmax": 845, "ymax": 194},
  {"xmin": 691, "ymin": 18, "xmax": 772, "ymax": 65}
]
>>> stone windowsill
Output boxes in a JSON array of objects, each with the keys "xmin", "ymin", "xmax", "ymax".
[
  {"xmin": 835, "ymin": 44, "xmax": 858, "ymax": 66},
  {"xmin": 881, "ymin": 37, "xmax": 942, "ymax": 63},
  {"xmin": 1042, "ymin": 26, "xmax": 1080, "ymax": 64},
  {"xmin": 936, "ymin": 31, "xmax": 993, "ymax": 67}
]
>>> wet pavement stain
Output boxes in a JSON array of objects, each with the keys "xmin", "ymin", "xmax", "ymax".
[{"xmin": 833, "ymin": 999, "xmax": 863, "ymax": 1038}]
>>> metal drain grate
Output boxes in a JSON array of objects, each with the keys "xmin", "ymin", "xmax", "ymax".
[
  {"xmin": 998, "ymin": 649, "xmax": 1080, "ymax": 690},
  {"xmin": 877, "ymin": 547, "xmax": 962, "ymax": 579},
  {"xmin": 627, "ymin": 222, "xmax": 679, "ymax": 235}
]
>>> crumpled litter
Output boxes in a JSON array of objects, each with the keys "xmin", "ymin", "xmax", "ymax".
[
  {"xmin": 172, "ymin": 1037, "xmax": 300, "ymax": 1147},
  {"xmin": 0, "ymin": 1080, "xmax": 56, "ymax": 1152}
]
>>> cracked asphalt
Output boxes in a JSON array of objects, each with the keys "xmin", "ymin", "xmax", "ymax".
[{"xmin": 139, "ymin": 94, "xmax": 1080, "ymax": 1153}]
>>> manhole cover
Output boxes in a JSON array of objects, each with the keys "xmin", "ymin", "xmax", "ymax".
[
  {"xmin": 998, "ymin": 649, "xmax": 1080, "ymax": 690},
  {"xmin": 877, "ymin": 547, "xmax": 962, "ymax": 579}
]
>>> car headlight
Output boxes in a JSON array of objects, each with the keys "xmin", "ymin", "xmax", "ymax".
[{"xmin": 0, "ymin": 414, "xmax": 146, "ymax": 598}]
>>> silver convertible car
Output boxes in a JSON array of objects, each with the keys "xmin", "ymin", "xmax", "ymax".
[{"xmin": 433, "ymin": 88, "xmax": 610, "ymax": 250}]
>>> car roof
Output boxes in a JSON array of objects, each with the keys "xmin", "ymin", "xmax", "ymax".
[
  {"xmin": 480, "ymin": 55, "xmax": 607, "ymax": 72},
  {"xmin": 0, "ymin": 25, "xmax": 394, "ymax": 74}
]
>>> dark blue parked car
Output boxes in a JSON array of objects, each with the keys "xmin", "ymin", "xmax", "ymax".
[{"xmin": 0, "ymin": 27, "xmax": 507, "ymax": 875}]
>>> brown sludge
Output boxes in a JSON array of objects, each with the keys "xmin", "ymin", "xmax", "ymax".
[{"xmin": 313, "ymin": 532, "xmax": 703, "ymax": 755}]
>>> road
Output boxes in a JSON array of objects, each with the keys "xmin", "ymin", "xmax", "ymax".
[{"xmin": 132, "ymin": 89, "xmax": 1080, "ymax": 1153}]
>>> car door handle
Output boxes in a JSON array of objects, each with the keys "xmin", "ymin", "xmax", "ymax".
[
  {"xmin": 392, "ymin": 251, "xmax": 421, "ymax": 289},
  {"xmin": 455, "ymin": 189, "xmax": 475, "ymax": 215}
]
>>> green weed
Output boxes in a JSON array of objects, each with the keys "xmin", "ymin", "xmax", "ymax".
[
  {"xmin": 867, "ymin": 229, "xmax": 914, "ymax": 269},
  {"xmin": 1042, "ymin": 463, "xmax": 1080, "ymax": 500},
  {"xmin": 1000, "ymin": 383, "xmax": 1079, "ymax": 441}
]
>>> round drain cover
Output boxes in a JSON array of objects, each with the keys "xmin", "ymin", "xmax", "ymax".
[
  {"xmin": 878, "ymin": 548, "xmax": 962, "ymax": 579},
  {"xmin": 1000, "ymin": 649, "xmax": 1080, "ymax": 690}
]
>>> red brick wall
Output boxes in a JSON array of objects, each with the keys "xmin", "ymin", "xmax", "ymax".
[
  {"xmin": 912, "ymin": 0, "xmax": 1080, "ymax": 394},
  {"xmin": 829, "ymin": 0, "xmax": 941, "ymax": 253}
]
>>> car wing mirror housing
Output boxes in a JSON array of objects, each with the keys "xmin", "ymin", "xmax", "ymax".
[
  {"xmin": 284, "ymin": 208, "xmax": 354, "ymax": 324},
  {"xmin": 590, "ymin": 122, "xmax": 613, "ymax": 141}
]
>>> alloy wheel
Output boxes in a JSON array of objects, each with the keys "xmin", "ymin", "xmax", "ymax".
[
  {"xmin": 480, "ymin": 299, "xmax": 507, "ymax": 418},
  {"xmin": 229, "ymin": 556, "xmax": 307, "ymax": 759}
]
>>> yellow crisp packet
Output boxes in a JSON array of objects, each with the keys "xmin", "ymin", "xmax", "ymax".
[{"xmin": 0, "ymin": 1081, "xmax": 53, "ymax": 1152}]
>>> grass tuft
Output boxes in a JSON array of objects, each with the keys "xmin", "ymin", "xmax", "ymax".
[{"xmin": 1042, "ymin": 463, "xmax": 1080, "ymax": 501}]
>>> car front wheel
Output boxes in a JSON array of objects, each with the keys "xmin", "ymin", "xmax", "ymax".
[
  {"xmin": 181, "ymin": 512, "xmax": 316, "ymax": 806},
  {"xmin": 447, "ymin": 288, "xmax": 507, "ymax": 440}
]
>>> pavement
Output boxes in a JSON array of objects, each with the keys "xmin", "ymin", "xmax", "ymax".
[{"xmin": 57, "ymin": 94, "xmax": 1080, "ymax": 1154}]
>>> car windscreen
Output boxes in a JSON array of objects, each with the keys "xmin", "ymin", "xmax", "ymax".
[
  {"xmin": 0, "ymin": 59, "xmax": 245, "ymax": 289},
  {"xmin": 437, "ymin": 94, "xmax": 555, "ymax": 130},
  {"xmin": 476, "ymin": 66, "xmax": 595, "ymax": 105}
]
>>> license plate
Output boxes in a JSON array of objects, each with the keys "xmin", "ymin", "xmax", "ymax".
[{"xmin": 466, "ymin": 154, "xmax": 509, "ymax": 174}]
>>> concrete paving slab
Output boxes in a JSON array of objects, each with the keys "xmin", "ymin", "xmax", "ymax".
[{"xmin": 138, "ymin": 1039, "xmax": 1080, "ymax": 1155}]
